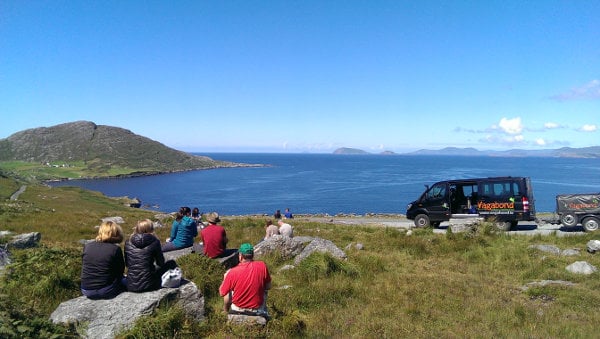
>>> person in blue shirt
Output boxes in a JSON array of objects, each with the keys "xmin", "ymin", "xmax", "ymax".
[
  {"xmin": 162, "ymin": 206, "xmax": 198, "ymax": 252},
  {"xmin": 284, "ymin": 208, "xmax": 293, "ymax": 219}
]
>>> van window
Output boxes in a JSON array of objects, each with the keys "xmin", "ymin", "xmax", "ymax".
[
  {"xmin": 426, "ymin": 183, "xmax": 446, "ymax": 200},
  {"xmin": 481, "ymin": 181, "xmax": 517, "ymax": 198}
]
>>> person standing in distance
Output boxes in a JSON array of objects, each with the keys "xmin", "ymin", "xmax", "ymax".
[{"xmin": 219, "ymin": 243, "xmax": 271, "ymax": 317}]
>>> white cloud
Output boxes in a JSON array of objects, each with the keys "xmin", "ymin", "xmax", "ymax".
[
  {"xmin": 551, "ymin": 79, "xmax": 600, "ymax": 101},
  {"xmin": 536, "ymin": 138, "xmax": 547, "ymax": 146},
  {"xmin": 498, "ymin": 117, "xmax": 523, "ymax": 135},
  {"xmin": 544, "ymin": 122, "xmax": 560, "ymax": 129},
  {"xmin": 580, "ymin": 124, "xmax": 597, "ymax": 132}
]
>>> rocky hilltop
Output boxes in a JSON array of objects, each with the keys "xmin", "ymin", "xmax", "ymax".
[{"xmin": 0, "ymin": 121, "xmax": 239, "ymax": 176}]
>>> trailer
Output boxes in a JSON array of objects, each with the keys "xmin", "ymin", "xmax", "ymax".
[{"xmin": 556, "ymin": 193, "xmax": 600, "ymax": 232}]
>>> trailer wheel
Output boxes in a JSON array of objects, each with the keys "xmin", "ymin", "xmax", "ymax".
[
  {"xmin": 582, "ymin": 217, "xmax": 600, "ymax": 232},
  {"xmin": 560, "ymin": 213, "xmax": 578, "ymax": 227},
  {"xmin": 414, "ymin": 214, "xmax": 430, "ymax": 228}
]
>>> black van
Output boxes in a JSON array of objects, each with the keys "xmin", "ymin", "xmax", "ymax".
[{"xmin": 406, "ymin": 176, "xmax": 536, "ymax": 230}]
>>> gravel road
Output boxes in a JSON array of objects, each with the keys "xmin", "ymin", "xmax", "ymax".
[{"xmin": 296, "ymin": 215, "xmax": 587, "ymax": 237}]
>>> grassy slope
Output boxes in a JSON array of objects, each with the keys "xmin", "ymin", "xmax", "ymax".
[{"xmin": 2, "ymin": 179, "xmax": 600, "ymax": 337}]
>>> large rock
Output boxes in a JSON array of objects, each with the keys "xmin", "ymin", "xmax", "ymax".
[
  {"xmin": 227, "ymin": 314, "xmax": 267, "ymax": 327},
  {"xmin": 254, "ymin": 235, "xmax": 307, "ymax": 260},
  {"xmin": 294, "ymin": 238, "xmax": 347, "ymax": 265},
  {"xmin": 163, "ymin": 246, "xmax": 239, "ymax": 269},
  {"xmin": 566, "ymin": 261, "xmax": 597, "ymax": 275},
  {"xmin": 529, "ymin": 244, "xmax": 561, "ymax": 255},
  {"xmin": 50, "ymin": 280, "xmax": 204, "ymax": 339},
  {"xmin": 7, "ymin": 232, "xmax": 41, "ymax": 249},
  {"xmin": 587, "ymin": 240, "xmax": 600, "ymax": 253}
]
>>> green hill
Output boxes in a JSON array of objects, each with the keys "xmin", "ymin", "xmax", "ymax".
[{"xmin": 0, "ymin": 121, "xmax": 240, "ymax": 181}]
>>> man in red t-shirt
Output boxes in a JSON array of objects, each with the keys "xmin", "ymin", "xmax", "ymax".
[
  {"xmin": 200, "ymin": 212, "xmax": 228, "ymax": 258},
  {"xmin": 219, "ymin": 243, "xmax": 271, "ymax": 317}
]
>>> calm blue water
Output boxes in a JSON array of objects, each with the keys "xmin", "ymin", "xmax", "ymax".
[{"xmin": 49, "ymin": 154, "xmax": 600, "ymax": 215}]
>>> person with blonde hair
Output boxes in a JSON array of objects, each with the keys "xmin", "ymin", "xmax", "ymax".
[
  {"xmin": 80, "ymin": 221, "xmax": 126, "ymax": 299},
  {"xmin": 125, "ymin": 219, "xmax": 177, "ymax": 292}
]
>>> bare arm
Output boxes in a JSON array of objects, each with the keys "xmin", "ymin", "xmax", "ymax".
[{"xmin": 223, "ymin": 292, "xmax": 232, "ymax": 313}]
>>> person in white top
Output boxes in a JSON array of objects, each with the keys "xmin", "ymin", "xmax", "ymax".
[{"xmin": 277, "ymin": 219, "xmax": 293, "ymax": 237}]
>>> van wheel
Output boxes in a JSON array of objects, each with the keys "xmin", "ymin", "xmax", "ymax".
[
  {"xmin": 560, "ymin": 213, "xmax": 578, "ymax": 227},
  {"xmin": 414, "ymin": 214, "xmax": 430, "ymax": 228},
  {"xmin": 495, "ymin": 221, "xmax": 512, "ymax": 231},
  {"xmin": 583, "ymin": 217, "xmax": 600, "ymax": 232}
]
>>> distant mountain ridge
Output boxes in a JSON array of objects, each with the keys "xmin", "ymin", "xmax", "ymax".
[
  {"xmin": 407, "ymin": 146, "xmax": 600, "ymax": 158},
  {"xmin": 332, "ymin": 146, "xmax": 600, "ymax": 158},
  {"xmin": 0, "ymin": 121, "xmax": 237, "ymax": 175}
]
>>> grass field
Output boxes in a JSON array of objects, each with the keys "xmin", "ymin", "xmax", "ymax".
[{"xmin": 2, "ymin": 176, "xmax": 600, "ymax": 338}]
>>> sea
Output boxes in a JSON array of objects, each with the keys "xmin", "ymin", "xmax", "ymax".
[{"xmin": 48, "ymin": 153, "xmax": 600, "ymax": 215}]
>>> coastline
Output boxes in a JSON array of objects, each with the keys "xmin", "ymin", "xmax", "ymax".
[{"xmin": 44, "ymin": 162, "xmax": 267, "ymax": 183}]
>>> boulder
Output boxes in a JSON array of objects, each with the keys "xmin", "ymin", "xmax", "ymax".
[
  {"xmin": 0, "ymin": 231, "xmax": 14, "ymax": 237},
  {"xmin": 587, "ymin": 240, "xmax": 600, "ymax": 253},
  {"xmin": 294, "ymin": 238, "xmax": 346, "ymax": 265},
  {"xmin": 566, "ymin": 261, "xmax": 597, "ymax": 275},
  {"xmin": 448, "ymin": 217, "xmax": 483, "ymax": 233},
  {"xmin": 50, "ymin": 280, "xmax": 204, "ymax": 339},
  {"xmin": 163, "ymin": 246, "xmax": 194, "ymax": 262},
  {"xmin": 163, "ymin": 246, "xmax": 239, "ymax": 269},
  {"xmin": 520, "ymin": 279, "xmax": 576, "ymax": 291},
  {"xmin": 560, "ymin": 249, "xmax": 580, "ymax": 256},
  {"xmin": 7, "ymin": 232, "xmax": 41, "ymax": 249},
  {"xmin": 254, "ymin": 235, "xmax": 306, "ymax": 260},
  {"xmin": 227, "ymin": 314, "xmax": 267, "ymax": 327},
  {"xmin": 529, "ymin": 244, "xmax": 561, "ymax": 255}
]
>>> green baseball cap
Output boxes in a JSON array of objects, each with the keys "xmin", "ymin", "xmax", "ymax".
[{"xmin": 239, "ymin": 243, "xmax": 254, "ymax": 255}]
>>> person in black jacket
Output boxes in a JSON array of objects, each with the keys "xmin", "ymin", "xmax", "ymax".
[
  {"xmin": 125, "ymin": 219, "xmax": 177, "ymax": 292},
  {"xmin": 81, "ymin": 221, "xmax": 126, "ymax": 299}
]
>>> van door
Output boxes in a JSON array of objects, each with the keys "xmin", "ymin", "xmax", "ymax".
[{"xmin": 422, "ymin": 182, "xmax": 450, "ymax": 222}]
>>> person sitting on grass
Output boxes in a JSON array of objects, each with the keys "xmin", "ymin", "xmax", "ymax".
[
  {"xmin": 264, "ymin": 219, "xmax": 280, "ymax": 240},
  {"xmin": 200, "ymin": 212, "xmax": 229, "ymax": 258},
  {"xmin": 284, "ymin": 208, "xmax": 293, "ymax": 219},
  {"xmin": 80, "ymin": 221, "xmax": 126, "ymax": 299},
  {"xmin": 219, "ymin": 243, "xmax": 271, "ymax": 318},
  {"xmin": 277, "ymin": 219, "xmax": 294, "ymax": 237},
  {"xmin": 125, "ymin": 219, "xmax": 178, "ymax": 292},
  {"xmin": 162, "ymin": 206, "xmax": 198, "ymax": 252}
]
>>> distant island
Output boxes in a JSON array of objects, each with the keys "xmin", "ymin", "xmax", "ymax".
[{"xmin": 333, "ymin": 146, "xmax": 600, "ymax": 158}]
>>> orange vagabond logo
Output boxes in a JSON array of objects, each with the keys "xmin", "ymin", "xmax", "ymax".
[
  {"xmin": 567, "ymin": 203, "xmax": 599, "ymax": 210},
  {"xmin": 477, "ymin": 201, "xmax": 514, "ymax": 211}
]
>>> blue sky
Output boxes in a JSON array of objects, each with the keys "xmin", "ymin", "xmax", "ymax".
[{"xmin": 1, "ymin": 1, "xmax": 598, "ymax": 153}]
